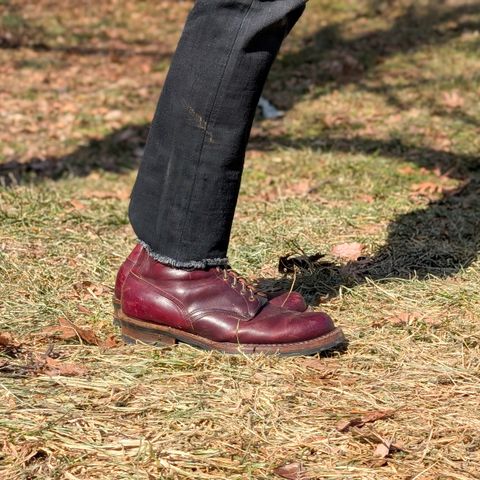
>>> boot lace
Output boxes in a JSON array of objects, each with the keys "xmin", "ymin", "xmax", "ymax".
[{"xmin": 216, "ymin": 267, "xmax": 261, "ymax": 302}]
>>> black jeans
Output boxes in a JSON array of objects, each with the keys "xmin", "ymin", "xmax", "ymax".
[{"xmin": 129, "ymin": 0, "xmax": 306, "ymax": 268}]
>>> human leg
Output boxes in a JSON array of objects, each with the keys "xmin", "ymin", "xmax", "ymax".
[{"xmin": 129, "ymin": 0, "xmax": 307, "ymax": 268}]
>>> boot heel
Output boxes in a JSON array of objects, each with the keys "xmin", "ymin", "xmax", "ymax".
[
  {"xmin": 119, "ymin": 319, "xmax": 177, "ymax": 346},
  {"xmin": 112, "ymin": 297, "xmax": 121, "ymax": 326}
]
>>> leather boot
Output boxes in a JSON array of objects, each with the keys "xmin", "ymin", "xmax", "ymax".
[{"xmin": 118, "ymin": 250, "xmax": 345, "ymax": 355}]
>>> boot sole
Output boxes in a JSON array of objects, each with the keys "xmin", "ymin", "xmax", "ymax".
[{"xmin": 114, "ymin": 304, "xmax": 346, "ymax": 356}]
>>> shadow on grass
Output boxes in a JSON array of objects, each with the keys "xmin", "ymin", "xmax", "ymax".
[
  {"xmin": 0, "ymin": 125, "xmax": 148, "ymax": 187},
  {"xmin": 258, "ymin": 172, "xmax": 480, "ymax": 305},
  {"xmin": 268, "ymin": 1, "xmax": 480, "ymax": 117},
  {"xmin": 254, "ymin": 135, "xmax": 479, "ymax": 305}
]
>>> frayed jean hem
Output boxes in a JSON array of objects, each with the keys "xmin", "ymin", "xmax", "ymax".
[{"xmin": 138, "ymin": 240, "xmax": 229, "ymax": 270}]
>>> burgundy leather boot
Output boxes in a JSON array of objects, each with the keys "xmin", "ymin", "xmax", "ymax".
[
  {"xmin": 118, "ymin": 250, "xmax": 345, "ymax": 355},
  {"xmin": 113, "ymin": 245, "xmax": 307, "ymax": 322}
]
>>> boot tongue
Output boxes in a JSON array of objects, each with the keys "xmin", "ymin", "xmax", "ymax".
[
  {"xmin": 219, "ymin": 268, "xmax": 269, "ymax": 320},
  {"xmin": 243, "ymin": 292, "xmax": 268, "ymax": 320}
]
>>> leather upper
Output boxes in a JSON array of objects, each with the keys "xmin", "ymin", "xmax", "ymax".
[
  {"xmin": 114, "ymin": 244, "xmax": 143, "ymax": 300},
  {"xmin": 121, "ymin": 250, "xmax": 335, "ymax": 344},
  {"xmin": 115, "ymin": 245, "xmax": 307, "ymax": 312}
]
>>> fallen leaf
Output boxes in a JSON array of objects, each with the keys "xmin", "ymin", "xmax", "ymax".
[
  {"xmin": 336, "ymin": 418, "xmax": 363, "ymax": 433},
  {"xmin": 361, "ymin": 410, "xmax": 396, "ymax": 424},
  {"xmin": 374, "ymin": 441, "xmax": 392, "ymax": 458},
  {"xmin": 442, "ymin": 90, "xmax": 464, "ymax": 109},
  {"xmin": 0, "ymin": 332, "xmax": 18, "ymax": 347},
  {"xmin": 410, "ymin": 182, "xmax": 442, "ymax": 196},
  {"xmin": 441, "ymin": 179, "xmax": 471, "ymax": 198},
  {"xmin": 105, "ymin": 109, "xmax": 123, "ymax": 121},
  {"xmin": 68, "ymin": 199, "xmax": 86, "ymax": 211},
  {"xmin": 283, "ymin": 179, "xmax": 315, "ymax": 197},
  {"xmin": 274, "ymin": 462, "xmax": 309, "ymax": 480},
  {"xmin": 322, "ymin": 112, "xmax": 348, "ymax": 128},
  {"xmin": 0, "ymin": 332, "xmax": 22, "ymax": 357},
  {"xmin": 424, "ymin": 317, "xmax": 442, "ymax": 327},
  {"xmin": 388, "ymin": 312, "xmax": 411, "ymax": 326},
  {"xmin": 40, "ymin": 318, "xmax": 119, "ymax": 348},
  {"xmin": 331, "ymin": 242, "xmax": 364, "ymax": 261},
  {"xmin": 101, "ymin": 334, "xmax": 121, "ymax": 349},
  {"xmin": 83, "ymin": 190, "xmax": 130, "ymax": 200},
  {"xmin": 41, "ymin": 317, "xmax": 100, "ymax": 345},
  {"xmin": 397, "ymin": 166, "xmax": 415, "ymax": 175},
  {"xmin": 336, "ymin": 410, "xmax": 395, "ymax": 432},
  {"xmin": 73, "ymin": 280, "xmax": 106, "ymax": 299},
  {"xmin": 77, "ymin": 305, "xmax": 93, "ymax": 315},
  {"xmin": 299, "ymin": 358, "xmax": 337, "ymax": 377},
  {"xmin": 432, "ymin": 133, "xmax": 452, "ymax": 151},
  {"xmin": 368, "ymin": 457, "xmax": 389, "ymax": 468},
  {"xmin": 245, "ymin": 149, "xmax": 264, "ymax": 160},
  {"xmin": 358, "ymin": 194, "xmax": 374, "ymax": 203},
  {"xmin": 391, "ymin": 311, "xmax": 424, "ymax": 326},
  {"xmin": 43, "ymin": 357, "xmax": 87, "ymax": 377},
  {"xmin": 369, "ymin": 437, "xmax": 407, "ymax": 466}
]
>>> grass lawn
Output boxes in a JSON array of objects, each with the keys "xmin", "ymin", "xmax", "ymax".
[{"xmin": 1, "ymin": 0, "xmax": 480, "ymax": 478}]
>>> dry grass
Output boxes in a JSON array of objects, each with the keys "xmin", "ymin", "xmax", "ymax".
[{"xmin": 1, "ymin": 0, "xmax": 480, "ymax": 478}]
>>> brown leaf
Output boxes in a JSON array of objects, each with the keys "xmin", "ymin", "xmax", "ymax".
[
  {"xmin": 331, "ymin": 242, "xmax": 364, "ymax": 261},
  {"xmin": 77, "ymin": 305, "xmax": 93, "ymax": 315},
  {"xmin": 424, "ymin": 317, "xmax": 442, "ymax": 327},
  {"xmin": 62, "ymin": 318, "xmax": 100, "ymax": 345},
  {"xmin": 432, "ymin": 133, "xmax": 452, "ymax": 151},
  {"xmin": 73, "ymin": 280, "xmax": 106, "ymax": 299},
  {"xmin": 83, "ymin": 190, "xmax": 130, "ymax": 200},
  {"xmin": 300, "ymin": 357, "xmax": 334, "ymax": 372},
  {"xmin": 397, "ymin": 165, "xmax": 415, "ymax": 175},
  {"xmin": 299, "ymin": 358, "xmax": 337, "ymax": 378},
  {"xmin": 387, "ymin": 312, "xmax": 411, "ymax": 327},
  {"xmin": 105, "ymin": 110, "xmax": 123, "ymax": 121},
  {"xmin": 43, "ymin": 357, "xmax": 87, "ymax": 377},
  {"xmin": 101, "ymin": 334, "xmax": 121, "ymax": 349},
  {"xmin": 282, "ymin": 179, "xmax": 316, "ymax": 198},
  {"xmin": 41, "ymin": 317, "xmax": 101, "ymax": 346},
  {"xmin": 245, "ymin": 149, "xmax": 264, "ymax": 160},
  {"xmin": 373, "ymin": 441, "xmax": 392, "ymax": 458},
  {"xmin": 360, "ymin": 410, "xmax": 396, "ymax": 425},
  {"xmin": 336, "ymin": 417, "xmax": 363, "ymax": 433},
  {"xmin": 68, "ymin": 199, "xmax": 86, "ymax": 211},
  {"xmin": 410, "ymin": 181, "xmax": 443, "ymax": 200},
  {"xmin": 40, "ymin": 318, "xmax": 77, "ymax": 341},
  {"xmin": 358, "ymin": 194, "xmax": 374, "ymax": 203},
  {"xmin": 390, "ymin": 311, "xmax": 430, "ymax": 326},
  {"xmin": 274, "ymin": 462, "xmax": 310, "ymax": 480},
  {"xmin": 0, "ymin": 332, "xmax": 19, "ymax": 348},
  {"xmin": 337, "ymin": 410, "xmax": 395, "ymax": 432},
  {"xmin": 0, "ymin": 332, "xmax": 22, "ymax": 357},
  {"xmin": 442, "ymin": 90, "xmax": 464, "ymax": 110}
]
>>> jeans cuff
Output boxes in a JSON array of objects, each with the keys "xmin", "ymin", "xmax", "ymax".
[{"xmin": 138, "ymin": 240, "xmax": 229, "ymax": 270}]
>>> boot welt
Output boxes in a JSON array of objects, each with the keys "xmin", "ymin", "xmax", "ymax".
[{"xmin": 116, "ymin": 309, "xmax": 346, "ymax": 356}]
